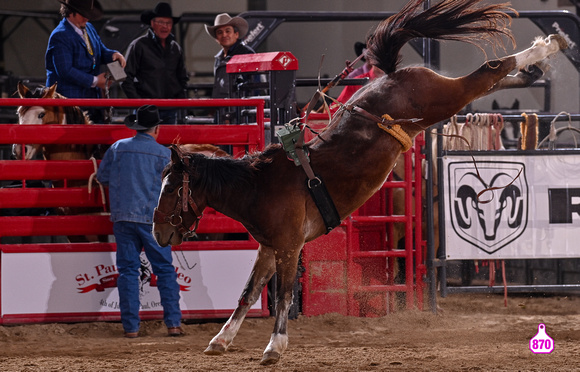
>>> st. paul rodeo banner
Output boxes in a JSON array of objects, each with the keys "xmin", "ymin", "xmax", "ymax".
[
  {"xmin": 1, "ymin": 249, "xmax": 262, "ymax": 319},
  {"xmin": 443, "ymin": 153, "xmax": 580, "ymax": 260}
]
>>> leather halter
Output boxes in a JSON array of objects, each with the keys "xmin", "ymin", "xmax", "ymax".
[{"xmin": 153, "ymin": 156, "xmax": 204, "ymax": 238}]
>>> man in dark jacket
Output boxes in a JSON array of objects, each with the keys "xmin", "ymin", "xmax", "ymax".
[
  {"xmin": 205, "ymin": 13, "xmax": 255, "ymax": 100},
  {"xmin": 121, "ymin": 2, "xmax": 188, "ymax": 124}
]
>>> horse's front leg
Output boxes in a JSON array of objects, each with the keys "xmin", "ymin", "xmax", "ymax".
[
  {"xmin": 204, "ymin": 244, "xmax": 275, "ymax": 355},
  {"xmin": 260, "ymin": 244, "xmax": 303, "ymax": 365}
]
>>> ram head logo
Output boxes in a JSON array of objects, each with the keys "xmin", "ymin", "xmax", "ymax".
[{"xmin": 449, "ymin": 162, "xmax": 528, "ymax": 254}]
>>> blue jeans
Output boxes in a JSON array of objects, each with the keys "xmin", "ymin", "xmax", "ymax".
[{"xmin": 114, "ymin": 221, "xmax": 181, "ymax": 333}]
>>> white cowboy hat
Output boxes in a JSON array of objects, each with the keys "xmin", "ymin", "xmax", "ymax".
[{"xmin": 205, "ymin": 13, "xmax": 249, "ymax": 39}]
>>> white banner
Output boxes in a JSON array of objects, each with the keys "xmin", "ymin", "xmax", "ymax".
[
  {"xmin": 443, "ymin": 153, "xmax": 580, "ymax": 259},
  {"xmin": 1, "ymin": 249, "xmax": 262, "ymax": 317}
]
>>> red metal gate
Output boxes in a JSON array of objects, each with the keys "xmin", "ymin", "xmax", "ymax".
[
  {"xmin": 0, "ymin": 98, "xmax": 269, "ymax": 324},
  {"xmin": 301, "ymin": 114, "xmax": 426, "ymax": 316}
]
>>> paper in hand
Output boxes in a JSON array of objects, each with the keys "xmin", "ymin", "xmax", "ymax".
[{"xmin": 107, "ymin": 60, "xmax": 127, "ymax": 81}]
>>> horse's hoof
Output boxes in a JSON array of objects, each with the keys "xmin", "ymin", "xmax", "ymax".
[
  {"xmin": 204, "ymin": 343, "xmax": 226, "ymax": 355},
  {"xmin": 549, "ymin": 34, "xmax": 568, "ymax": 50},
  {"xmin": 260, "ymin": 351, "xmax": 281, "ymax": 365}
]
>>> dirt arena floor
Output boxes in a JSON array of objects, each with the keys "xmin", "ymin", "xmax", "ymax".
[{"xmin": 0, "ymin": 293, "xmax": 578, "ymax": 371}]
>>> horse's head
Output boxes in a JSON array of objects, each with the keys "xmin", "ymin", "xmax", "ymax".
[
  {"xmin": 13, "ymin": 81, "xmax": 91, "ymax": 160},
  {"xmin": 13, "ymin": 82, "xmax": 64, "ymax": 159},
  {"xmin": 153, "ymin": 145, "xmax": 207, "ymax": 247}
]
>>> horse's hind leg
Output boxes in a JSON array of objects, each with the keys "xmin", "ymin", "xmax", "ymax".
[
  {"xmin": 204, "ymin": 245, "xmax": 276, "ymax": 355},
  {"xmin": 514, "ymin": 34, "xmax": 567, "ymax": 69},
  {"xmin": 486, "ymin": 61, "xmax": 548, "ymax": 95},
  {"xmin": 464, "ymin": 34, "xmax": 567, "ymax": 103},
  {"xmin": 485, "ymin": 34, "xmax": 567, "ymax": 95}
]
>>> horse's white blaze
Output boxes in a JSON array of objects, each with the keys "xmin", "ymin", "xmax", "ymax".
[
  {"xmin": 264, "ymin": 333, "xmax": 289, "ymax": 355},
  {"xmin": 16, "ymin": 105, "xmax": 67, "ymax": 160},
  {"xmin": 159, "ymin": 177, "xmax": 169, "ymax": 198},
  {"xmin": 19, "ymin": 106, "xmax": 45, "ymax": 125},
  {"xmin": 14, "ymin": 106, "xmax": 45, "ymax": 159},
  {"xmin": 515, "ymin": 35, "xmax": 564, "ymax": 69}
]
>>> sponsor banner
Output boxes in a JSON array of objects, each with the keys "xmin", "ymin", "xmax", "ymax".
[
  {"xmin": 443, "ymin": 154, "xmax": 580, "ymax": 259},
  {"xmin": 1, "ymin": 250, "xmax": 260, "ymax": 316}
]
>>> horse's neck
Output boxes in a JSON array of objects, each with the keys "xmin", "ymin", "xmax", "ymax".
[
  {"xmin": 206, "ymin": 189, "xmax": 250, "ymax": 224},
  {"xmin": 197, "ymin": 160, "xmax": 256, "ymax": 222},
  {"xmin": 44, "ymin": 145, "xmax": 92, "ymax": 160}
]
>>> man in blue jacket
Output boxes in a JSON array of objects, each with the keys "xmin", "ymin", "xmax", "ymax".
[
  {"xmin": 46, "ymin": 0, "xmax": 126, "ymax": 122},
  {"xmin": 97, "ymin": 105, "xmax": 183, "ymax": 338}
]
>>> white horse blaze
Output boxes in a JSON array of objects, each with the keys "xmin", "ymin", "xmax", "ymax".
[
  {"xmin": 14, "ymin": 106, "xmax": 47, "ymax": 160},
  {"xmin": 16, "ymin": 105, "xmax": 69, "ymax": 160}
]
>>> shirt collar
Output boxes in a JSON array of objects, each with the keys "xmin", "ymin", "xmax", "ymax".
[
  {"xmin": 66, "ymin": 18, "xmax": 84, "ymax": 38},
  {"xmin": 135, "ymin": 132, "xmax": 156, "ymax": 140}
]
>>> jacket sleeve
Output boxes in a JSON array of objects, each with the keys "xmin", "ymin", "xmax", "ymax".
[
  {"xmin": 121, "ymin": 41, "xmax": 141, "ymax": 98},
  {"xmin": 96, "ymin": 149, "xmax": 113, "ymax": 186},
  {"xmin": 177, "ymin": 49, "xmax": 188, "ymax": 98}
]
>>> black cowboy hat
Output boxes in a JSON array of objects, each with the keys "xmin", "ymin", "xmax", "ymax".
[
  {"xmin": 205, "ymin": 13, "xmax": 249, "ymax": 39},
  {"xmin": 59, "ymin": 0, "xmax": 103, "ymax": 21},
  {"xmin": 124, "ymin": 105, "xmax": 162, "ymax": 131},
  {"xmin": 141, "ymin": 2, "xmax": 181, "ymax": 25}
]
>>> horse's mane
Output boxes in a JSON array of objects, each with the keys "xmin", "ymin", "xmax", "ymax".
[
  {"xmin": 366, "ymin": 0, "xmax": 515, "ymax": 74},
  {"xmin": 176, "ymin": 151, "xmax": 252, "ymax": 196},
  {"xmin": 170, "ymin": 144, "xmax": 283, "ymax": 197},
  {"xmin": 17, "ymin": 85, "xmax": 91, "ymax": 124}
]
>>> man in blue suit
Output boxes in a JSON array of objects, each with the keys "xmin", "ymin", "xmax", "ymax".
[{"xmin": 45, "ymin": 0, "xmax": 126, "ymax": 122}]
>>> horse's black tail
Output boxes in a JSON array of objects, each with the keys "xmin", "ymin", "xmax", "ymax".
[{"xmin": 366, "ymin": 0, "xmax": 516, "ymax": 74}]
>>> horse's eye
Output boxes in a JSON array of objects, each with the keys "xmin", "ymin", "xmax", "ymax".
[{"xmin": 38, "ymin": 112, "xmax": 46, "ymax": 119}]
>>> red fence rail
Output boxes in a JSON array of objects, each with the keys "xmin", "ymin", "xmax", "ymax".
[
  {"xmin": 0, "ymin": 97, "xmax": 269, "ymax": 323},
  {"xmin": 0, "ymin": 97, "xmax": 265, "ymax": 249}
]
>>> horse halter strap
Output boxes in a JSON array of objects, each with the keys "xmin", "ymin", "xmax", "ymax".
[{"xmin": 153, "ymin": 157, "xmax": 203, "ymax": 238}]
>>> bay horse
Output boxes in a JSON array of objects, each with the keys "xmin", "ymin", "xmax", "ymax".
[{"xmin": 153, "ymin": 0, "xmax": 567, "ymax": 365}]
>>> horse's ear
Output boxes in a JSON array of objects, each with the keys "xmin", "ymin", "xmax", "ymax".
[
  {"xmin": 17, "ymin": 81, "xmax": 29, "ymax": 98},
  {"xmin": 492, "ymin": 100, "xmax": 499, "ymax": 110},
  {"xmin": 511, "ymin": 99, "xmax": 520, "ymax": 110},
  {"xmin": 45, "ymin": 83, "xmax": 58, "ymax": 98},
  {"xmin": 170, "ymin": 145, "xmax": 181, "ymax": 164}
]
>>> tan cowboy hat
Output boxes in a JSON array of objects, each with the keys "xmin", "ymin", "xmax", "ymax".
[
  {"xmin": 141, "ymin": 2, "xmax": 181, "ymax": 25},
  {"xmin": 59, "ymin": 0, "xmax": 103, "ymax": 21},
  {"xmin": 205, "ymin": 13, "xmax": 249, "ymax": 39}
]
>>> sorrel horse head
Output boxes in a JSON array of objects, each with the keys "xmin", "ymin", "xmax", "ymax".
[
  {"xmin": 13, "ymin": 82, "xmax": 95, "ymax": 161},
  {"xmin": 153, "ymin": 0, "xmax": 567, "ymax": 365},
  {"xmin": 14, "ymin": 82, "xmax": 107, "ymax": 242}
]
